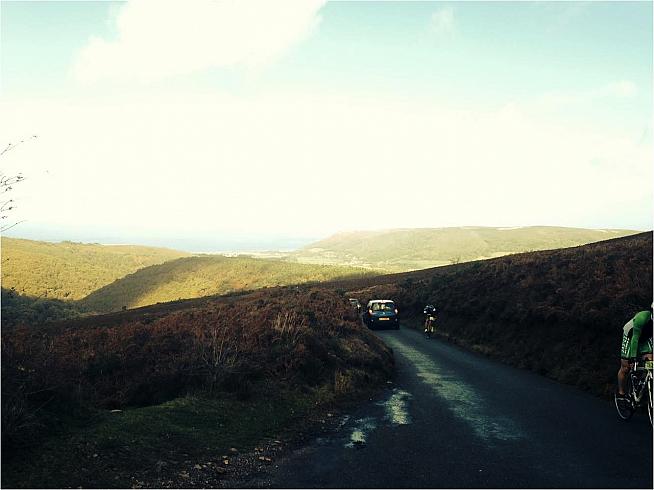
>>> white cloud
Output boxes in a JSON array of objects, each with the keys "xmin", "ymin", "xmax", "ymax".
[
  {"xmin": 74, "ymin": 0, "xmax": 326, "ymax": 84},
  {"xmin": 430, "ymin": 7, "xmax": 455, "ymax": 36}
]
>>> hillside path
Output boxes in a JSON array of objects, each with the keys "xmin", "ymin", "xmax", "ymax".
[{"xmin": 269, "ymin": 328, "xmax": 653, "ymax": 488}]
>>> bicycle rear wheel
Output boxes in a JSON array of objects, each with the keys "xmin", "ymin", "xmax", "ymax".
[
  {"xmin": 615, "ymin": 393, "xmax": 635, "ymax": 421},
  {"xmin": 615, "ymin": 376, "xmax": 635, "ymax": 421}
]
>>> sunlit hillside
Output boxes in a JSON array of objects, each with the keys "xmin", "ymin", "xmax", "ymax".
[
  {"xmin": 294, "ymin": 226, "xmax": 640, "ymax": 272},
  {"xmin": 80, "ymin": 255, "xmax": 376, "ymax": 313},
  {"xmin": 1, "ymin": 237, "xmax": 190, "ymax": 300}
]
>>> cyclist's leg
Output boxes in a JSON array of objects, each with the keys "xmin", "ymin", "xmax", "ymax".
[
  {"xmin": 618, "ymin": 323, "xmax": 634, "ymax": 395},
  {"xmin": 618, "ymin": 359, "xmax": 632, "ymax": 396}
]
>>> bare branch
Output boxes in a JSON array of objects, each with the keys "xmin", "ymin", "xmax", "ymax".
[
  {"xmin": 0, "ymin": 136, "xmax": 35, "ymax": 233},
  {"xmin": 0, "ymin": 135, "xmax": 37, "ymax": 157},
  {"xmin": 1, "ymin": 220, "xmax": 26, "ymax": 233}
]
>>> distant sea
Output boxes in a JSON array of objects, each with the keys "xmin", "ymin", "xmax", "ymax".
[{"xmin": 3, "ymin": 224, "xmax": 319, "ymax": 253}]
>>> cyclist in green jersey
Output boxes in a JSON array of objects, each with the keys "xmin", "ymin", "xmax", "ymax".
[{"xmin": 616, "ymin": 304, "xmax": 653, "ymax": 401}]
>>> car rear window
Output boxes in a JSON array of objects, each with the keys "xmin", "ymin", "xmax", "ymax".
[{"xmin": 372, "ymin": 302, "xmax": 395, "ymax": 311}]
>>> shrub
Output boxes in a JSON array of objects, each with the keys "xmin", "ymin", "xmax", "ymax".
[{"xmin": 1, "ymin": 288, "xmax": 393, "ymax": 451}]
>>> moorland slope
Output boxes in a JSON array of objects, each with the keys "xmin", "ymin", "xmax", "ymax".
[
  {"xmin": 341, "ymin": 232, "xmax": 653, "ymax": 397},
  {"xmin": 2, "ymin": 287, "xmax": 393, "ymax": 488}
]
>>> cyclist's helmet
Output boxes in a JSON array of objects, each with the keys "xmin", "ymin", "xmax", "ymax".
[{"xmin": 423, "ymin": 304, "xmax": 436, "ymax": 315}]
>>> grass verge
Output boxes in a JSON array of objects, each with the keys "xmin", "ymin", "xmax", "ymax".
[{"xmin": 2, "ymin": 384, "xmax": 337, "ymax": 489}]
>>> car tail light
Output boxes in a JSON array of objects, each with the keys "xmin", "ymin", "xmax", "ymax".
[{"xmin": 368, "ymin": 309, "xmax": 373, "ymax": 315}]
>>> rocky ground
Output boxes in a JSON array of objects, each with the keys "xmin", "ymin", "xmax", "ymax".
[{"xmin": 136, "ymin": 402, "xmax": 362, "ymax": 489}]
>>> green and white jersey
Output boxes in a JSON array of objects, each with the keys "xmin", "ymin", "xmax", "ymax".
[{"xmin": 621, "ymin": 310, "xmax": 653, "ymax": 359}]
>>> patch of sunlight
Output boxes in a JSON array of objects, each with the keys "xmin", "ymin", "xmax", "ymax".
[
  {"xmin": 383, "ymin": 336, "xmax": 523, "ymax": 444},
  {"xmin": 377, "ymin": 388, "xmax": 412, "ymax": 426},
  {"xmin": 345, "ymin": 417, "xmax": 377, "ymax": 448}
]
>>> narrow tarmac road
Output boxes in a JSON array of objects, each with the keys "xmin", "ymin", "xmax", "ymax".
[{"xmin": 271, "ymin": 327, "xmax": 653, "ymax": 488}]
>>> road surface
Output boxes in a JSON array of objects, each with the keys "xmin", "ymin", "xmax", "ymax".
[{"xmin": 271, "ymin": 327, "xmax": 653, "ymax": 488}]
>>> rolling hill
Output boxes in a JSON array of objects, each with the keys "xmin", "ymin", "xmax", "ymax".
[
  {"xmin": 1, "ymin": 237, "xmax": 190, "ymax": 300},
  {"xmin": 293, "ymin": 226, "xmax": 640, "ymax": 272},
  {"xmin": 78, "ymin": 255, "xmax": 376, "ymax": 314},
  {"xmin": 0, "ymin": 237, "xmax": 377, "ymax": 323},
  {"xmin": 1, "ymin": 227, "xmax": 643, "ymax": 323}
]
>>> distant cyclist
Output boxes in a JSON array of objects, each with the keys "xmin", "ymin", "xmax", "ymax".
[
  {"xmin": 616, "ymin": 304, "xmax": 653, "ymax": 402},
  {"xmin": 423, "ymin": 304, "xmax": 437, "ymax": 336}
]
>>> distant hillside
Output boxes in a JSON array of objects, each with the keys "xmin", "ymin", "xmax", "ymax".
[
  {"xmin": 294, "ymin": 226, "xmax": 640, "ymax": 272},
  {"xmin": 1, "ymin": 237, "xmax": 190, "ymax": 301},
  {"xmin": 342, "ymin": 232, "xmax": 653, "ymax": 397},
  {"xmin": 80, "ymin": 255, "xmax": 376, "ymax": 313}
]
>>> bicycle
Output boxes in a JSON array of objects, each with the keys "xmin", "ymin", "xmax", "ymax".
[
  {"xmin": 424, "ymin": 315, "xmax": 436, "ymax": 339},
  {"xmin": 614, "ymin": 356, "xmax": 653, "ymax": 426}
]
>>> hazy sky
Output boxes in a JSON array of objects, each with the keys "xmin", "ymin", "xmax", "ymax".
[{"xmin": 1, "ymin": 1, "xmax": 652, "ymax": 250}]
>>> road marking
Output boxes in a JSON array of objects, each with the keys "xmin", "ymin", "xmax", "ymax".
[{"xmin": 384, "ymin": 335, "xmax": 524, "ymax": 444}]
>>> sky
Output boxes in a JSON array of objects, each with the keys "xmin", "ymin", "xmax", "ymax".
[{"xmin": 1, "ymin": 1, "xmax": 652, "ymax": 251}]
